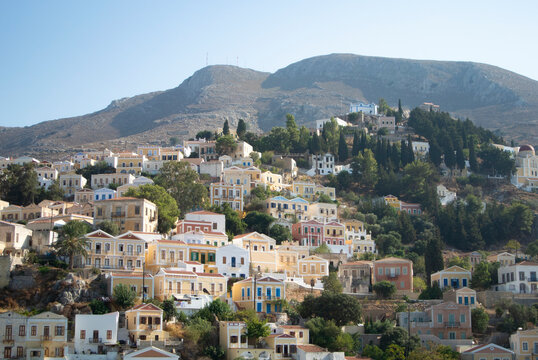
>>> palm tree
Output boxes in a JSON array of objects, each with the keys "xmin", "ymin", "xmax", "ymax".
[{"xmin": 54, "ymin": 221, "xmax": 91, "ymax": 269}]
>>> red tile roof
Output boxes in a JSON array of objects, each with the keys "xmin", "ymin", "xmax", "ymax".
[
  {"xmin": 130, "ymin": 303, "xmax": 162, "ymax": 312},
  {"xmin": 297, "ymin": 345, "xmax": 327, "ymax": 353}
]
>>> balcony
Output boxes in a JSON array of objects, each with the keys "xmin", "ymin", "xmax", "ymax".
[
  {"xmin": 444, "ymin": 322, "xmax": 460, "ymax": 328},
  {"xmin": 89, "ymin": 337, "xmax": 102, "ymax": 344},
  {"xmin": 3, "ymin": 336, "xmax": 14, "ymax": 344},
  {"xmin": 528, "ymin": 277, "xmax": 538, "ymax": 282},
  {"xmin": 41, "ymin": 335, "xmax": 52, "ymax": 341},
  {"xmin": 387, "ymin": 273, "xmax": 400, "ymax": 279},
  {"xmin": 111, "ymin": 212, "xmax": 125, "ymax": 218}
]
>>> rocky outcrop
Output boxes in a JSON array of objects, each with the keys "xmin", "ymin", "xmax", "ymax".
[{"xmin": 1, "ymin": 53, "xmax": 537, "ymax": 157}]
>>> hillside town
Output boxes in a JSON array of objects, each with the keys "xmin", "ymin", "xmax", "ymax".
[{"xmin": 0, "ymin": 102, "xmax": 536, "ymax": 360}]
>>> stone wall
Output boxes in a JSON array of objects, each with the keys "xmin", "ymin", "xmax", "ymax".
[{"xmin": 0, "ymin": 256, "xmax": 12, "ymax": 288}]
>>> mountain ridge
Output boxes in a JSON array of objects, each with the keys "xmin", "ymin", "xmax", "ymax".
[{"xmin": 1, "ymin": 53, "xmax": 537, "ymax": 157}]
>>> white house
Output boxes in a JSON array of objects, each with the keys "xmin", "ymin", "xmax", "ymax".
[
  {"xmin": 412, "ymin": 141, "xmax": 430, "ymax": 157},
  {"xmin": 74, "ymin": 312, "xmax": 119, "ymax": 354},
  {"xmin": 437, "ymin": 184, "xmax": 457, "ymax": 206},
  {"xmin": 315, "ymin": 117, "xmax": 348, "ymax": 130},
  {"xmin": 94, "ymin": 188, "xmax": 117, "ymax": 201},
  {"xmin": 349, "ymin": 102, "xmax": 378, "ymax": 115},
  {"xmin": 496, "ymin": 261, "xmax": 538, "ymax": 294},
  {"xmin": 175, "ymin": 294, "xmax": 213, "ymax": 316},
  {"xmin": 59, "ymin": 174, "xmax": 87, "ymax": 197},
  {"xmin": 185, "ymin": 210, "xmax": 226, "ymax": 234},
  {"xmin": 216, "ymin": 244, "xmax": 250, "ymax": 279},
  {"xmin": 307, "ymin": 154, "xmax": 335, "ymax": 176}
]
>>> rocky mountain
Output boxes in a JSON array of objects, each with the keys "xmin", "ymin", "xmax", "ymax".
[{"xmin": 2, "ymin": 53, "xmax": 537, "ymax": 157}]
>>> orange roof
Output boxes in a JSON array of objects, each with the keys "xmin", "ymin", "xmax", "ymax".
[
  {"xmin": 111, "ymin": 273, "xmax": 153, "ymax": 278},
  {"xmin": 156, "ymin": 239, "xmax": 186, "ymax": 245},
  {"xmin": 280, "ymin": 325, "xmax": 306, "ymax": 329},
  {"xmin": 195, "ymin": 272, "xmax": 224, "ymax": 278},
  {"xmin": 297, "ymin": 344, "xmax": 327, "ymax": 353},
  {"xmin": 188, "ymin": 210, "xmax": 221, "ymax": 216},
  {"xmin": 132, "ymin": 349, "xmax": 170, "ymax": 357},
  {"xmin": 130, "ymin": 303, "xmax": 161, "ymax": 312}
]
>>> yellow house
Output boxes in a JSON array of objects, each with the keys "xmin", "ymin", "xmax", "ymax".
[
  {"xmin": 461, "ymin": 343, "xmax": 515, "ymax": 360},
  {"xmin": 125, "ymin": 303, "xmax": 167, "ymax": 343},
  {"xmin": 430, "ymin": 265, "xmax": 471, "ymax": 290},
  {"xmin": 108, "ymin": 272, "xmax": 154, "ymax": 299},
  {"xmin": 232, "ymin": 276, "xmax": 285, "ymax": 314},
  {"xmin": 115, "ymin": 152, "xmax": 146, "ymax": 175},
  {"xmin": 146, "ymin": 239, "xmax": 188, "ymax": 274},
  {"xmin": 277, "ymin": 325, "xmax": 309, "ymax": 345},
  {"xmin": 94, "ymin": 197, "xmax": 158, "ymax": 233},
  {"xmin": 265, "ymin": 333, "xmax": 298, "ymax": 360},
  {"xmin": 297, "ymin": 255, "xmax": 329, "ymax": 284},
  {"xmin": 153, "ymin": 268, "xmax": 226, "ymax": 300},
  {"xmin": 487, "ymin": 252, "xmax": 516, "ymax": 267},
  {"xmin": 232, "ymin": 232, "xmax": 278, "ymax": 273},
  {"xmin": 83, "ymin": 230, "xmax": 148, "ymax": 271},
  {"xmin": 509, "ymin": 327, "xmax": 538, "ymax": 360},
  {"xmin": 259, "ymin": 171, "xmax": 283, "ymax": 191},
  {"xmin": 291, "ymin": 182, "xmax": 336, "ymax": 201},
  {"xmin": 265, "ymin": 196, "xmax": 311, "ymax": 221},
  {"xmin": 210, "ymin": 182, "xmax": 244, "ymax": 211},
  {"xmin": 26, "ymin": 312, "xmax": 68, "ymax": 359},
  {"xmin": 383, "ymin": 195, "xmax": 401, "ymax": 209},
  {"xmin": 222, "ymin": 166, "xmax": 262, "ymax": 196}
]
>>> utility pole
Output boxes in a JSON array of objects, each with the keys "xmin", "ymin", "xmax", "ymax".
[{"xmin": 142, "ymin": 261, "xmax": 146, "ymax": 302}]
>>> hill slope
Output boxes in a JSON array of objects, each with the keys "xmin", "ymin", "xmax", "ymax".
[{"xmin": 1, "ymin": 54, "xmax": 537, "ymax": 157}]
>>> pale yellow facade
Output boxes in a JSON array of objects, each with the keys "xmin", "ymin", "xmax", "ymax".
[
  {"xmin": 154, "ymin": 268, "xmax": 226, "ymax": 300},
  {"xmin": 291, "ymin": 182, "xmax": 336, "ymax": 201},
  {"xmin": 509, "ymin": 328, "xmax": 538, "ymax": 360},
  {"xmin": 115, "ymin": 153, "xmax": 146, "ymax": 175},
  {"xmin": 431, "ymin": 265, "xmax": 472, "ymax": 290},
  {"xmin": 146, "ymin": 240, "xmax": 188, "ymax": 274},
  {"xmin": 259, "ymin": 171, "xmax": 283, "ymax": 191},
  {"xmin": 297, "ymin": 255, "xmax": 329, "ymax": 283},
  {"xmin": 233, "ymin": 232, "xmax": 278, "ymax": 273},
  {"xmin": 94, "ymin": 197, "xmax": 158, "ymax": 233},
  {"xmin": 125, "ymin": 304, "xmax": 167, "ymax": 343},
  {"xmin": 231, "ymin": 277, "xmax": 285, "ymax": 314},
  {"xmin": 83, "ymin": 230, "xmax": 148, "ymax": 271}
]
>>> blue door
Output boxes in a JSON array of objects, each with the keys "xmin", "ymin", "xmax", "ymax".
[
  {"xmin": 462, "ymin": 278, "xmax": 467, "ymax": 287},
  {"xmin": 256, "ymin": 303, "xmax": 262, "ymax": 312},
  {"xmin": 266, "ymin": 303, "xmax": 271, "ymax": 313},
  {"xmin": 464, "ymin": 296, "xmax": 469, "ymax": 305},
  {"xmin": 231, "ymin": 257, "xmax": 236, "ymax": 267},
  {"xmin": 266, "ymin": 288, "xmax": 272, "ymax": 300},
  {"xmin": 276, "ymin": 288, "xmax": 281, "ymax": 298}
]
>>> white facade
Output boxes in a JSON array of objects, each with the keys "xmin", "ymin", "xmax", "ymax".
[
  {"xmin": 74, "ymin": 312, "xmax": 119, "ymax": 354},
  {"xmin": 216, "ymin": 244, "xmax": 250, "ymax": 279},
  {"xmin": 308, "ymin": 154, "xmax": 335, "ymax": 176},
  {"xmin": 59, "ymin": 174, "xmax": 87, "ymax": 196},
  {"xmin": 175, "ymin": 294, "xmax": 213, "ymax": 316},
  {"xmin": 437, "ymin": 185, "xmax": 457, "ymax": 206},
  {"xmin": 349, "ymin": 102, "xmax": 378, "ymax": 115},
  {"xmin": 496, "ymin": 261, "xmax": 538, "ymax": 294},
  {"xmin": 185, "ymin": 211, "xmax": 226, "ymax": 234},
  {"xmin": 315, "ymin": 117, "xmax": 348, "ymax": 130},
  {"xmin": 94, "ymin": 188, "xmax": 117, "ymax": 201},
  {"xmin": 200, "ymin": 161, "xmax": 224, "ymax": 178},
  {"xmin": 412, "ymin": 141, "xmax": 430, "ymax": 156}
]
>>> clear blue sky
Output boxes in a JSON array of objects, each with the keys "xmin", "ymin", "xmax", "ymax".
[{"xmin": 1, "ymin": 0, "xmax": 537, "ymax": 127}]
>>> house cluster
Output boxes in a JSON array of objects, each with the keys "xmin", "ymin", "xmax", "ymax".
[{"xmin": 0, "ymin": 306, "xmax": 180, "ymax": 360}]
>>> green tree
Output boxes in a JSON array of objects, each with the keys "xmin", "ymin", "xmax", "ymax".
[
  {"xmin": 216, "ymin": 135, "xmax": 237, "ymax": 155},
  {"xmin": 210, "ymin": 203, "xmax": 246, "ymax": 236},
  {"xmin": 424, "ymin": 236, "xmax": 444, "ymax": 283},
  {"xmin": 223, "ymin": 120, "xmax": 230, "ymax": 135},
  {"xmin": 469, "ymin": 139, "xmax": 478, "ymax": 172},
  {"xmin": 36, "ymin": 179, "xmax": 65, "ymax": 202},
  {"xmin": 197, "ymin": 299, "xmax": 233, "ymax": 322},
  {"xmin": 204, "ymin": 346, "xmax": 226, "ymax": 360},
  {"xmin": 379, "ymin": 327, "xmax": 419, "ymax": 351},
  {"xmin": 397, "ymin": 212, "xmax": 416, "ymax": 244},
  {"xmin": 286, "ymin": 114, "xmax": 300, "ymax": 150},
  {"xmin": 378, "ymin": 98, "xmax": 389, "ymax": 114},
  {"xmin": 89, "ymin": 299, "xmax": 108, "ymax": 314},
  {"xmin": 54, "ymin": 221, "xmax": 92, "ymax": 269},
  {"xmin": 418, "ymin": 283, "xmax": 443, "ymax": 300},
  {"xmin": 338, "ymin": 131, "xmax": 348, "ymax": 161},
  {"xmin": 313, "ymin": 243, "xmax": 330, "ymax": 254},
  {"xmin": 309, "ymin": 133, "xmax": 322, "ymax": 154},
  {"xmin": 352, "ymin": 149, "xmax": 378, "ymax": 188},
  {"xmin": 362, "ymin": 344, "xmax": 384, "ymax": 360},
  {"xmin": 322, "ymin": 118, "xmax": 340, "ymax": 154},
  {"xmin": 373, "ymin": 281, "xmax": 396, "ymax": 299},
  {"xmin": 161, "ymin": 298, "xmax": 179, "ymax": 321},
  {"xmin": 0, "ymin": 163, "xmax": 39, "ymax": 205},
  {"xmin": 305, "ymin": 317, "xmax": 342, "ymax": 351},
  {"xmin": 243, "ymin": 211, "xmax": 274, "ymax": 235},
  {"xmin": 384, "ymin": 344, "xmax": 405, "ymax": 360},
  {"xmin": 245, "ymin": 317, "xmax": 270, "ymax": 347},
  {"xmin": 196, "ymin": 130, "xmax": 213, "ymax": 140},
  {"xmin": 471, "ymin": 261, "xmax": 499, "ymax": 290},
  {"xmin": 155, "ymin": 161, "xmax": 208, "ymax": 215},
  {"xmin": 333, "ymin": 332, "xmax": 355, "ymax": 354},
  {"xmin": 169, "ymin": 137, "xmax": 180, "ymax": 145},
  {"xmin": 184, "ymin": 317, "xmax": 215, "ymax": 346},
  {"xmin": 113, "ymin": 284, "xmax": 136, "ymax": 309},
  {"xmin": 446, "ymin": 256, "xmax": 471, "ymax": 270},
  {"xmin": 76, "ymin": 161, "xmax": 116, "ymax": 182},
  {"xmin": 96, "ymin": 220, "xmax": 120, "ymax": 236},
  {"xmin": 526, "ymin": 239, "xmax": 538, "ymax": 258},
  {"xmin": 299, "ymin": 293, "xmax": 361, "ymax": 326},
  {"xmin": 125, "ymin": 184, "xmax": 180, "ymax": 233},
  {"xmin": 237, "ymin": 119, "xmax": 247, "ymax": 139},
  {"xmin": 352, "ymin": 131, "xmax": 360, "ymax": 156},
  {"xmin": 322, "ymin": 271, "xmax": 343, "ymax": 294},
  {"xmin": 269, "ymin": 224, "xmax": 291, "ymax": 244},
  {"xmin": 471, "ymin": 308, "xmax": 489, "ymax": 333}
]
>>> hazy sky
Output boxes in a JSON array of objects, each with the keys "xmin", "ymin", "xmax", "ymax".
[{"xmin": 1, "ymin": 1, "xmax": 537, "ymax": 127}]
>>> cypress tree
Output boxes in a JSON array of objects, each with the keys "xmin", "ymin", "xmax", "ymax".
[
  {"xmin": 237, "ymin": 119, "xmax": 246, "ymax": 138},
  {"xmin": 400, "ymin": 140, "xmax": 408, "ymax": 166},
  {"xmin": 407, "ymin": 135, "xmax": 415, "ymax": 163},
  {"xmin": 338, "ymin": 132, "xmax": 348, "ymax": 162},
  {"xmin": 352, "ymin": 131, "xmax": 360, "ymax": 156},
  {"xmin": 309, "ymin": 133, "xmax": 321, "ymax": 154},
  {"xmin": 469, "ymin": 139, "xmax": 478, "ymax": 172},
  {"xmin": 456, "ymin": 145, "xmax": 465, "ymax": 169},
  {"xmin": 425, "ymin": 235, "xmax": 444, "ymax": 284},
  {"xmin": 223, "ymin": 120, "xmax": 230, "ymax": 135}
]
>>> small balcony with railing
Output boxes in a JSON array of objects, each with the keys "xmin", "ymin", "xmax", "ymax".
[{"xmin": 444, "ymin": 322, "xmax": 461, "ymax": 328}]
